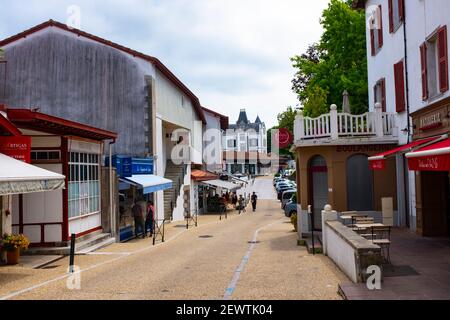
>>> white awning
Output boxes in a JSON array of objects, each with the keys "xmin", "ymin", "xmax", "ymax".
[
  {"xmin": 201, "ymin": 179, "xmax": 241, "ymax": 191},
  {"xmin": 0, "ymin": 153, "xmax": 66, "ymax": 196},
  {"xmin": 120, "ymin": 175, "xmax": 173, "ymax": 194}
]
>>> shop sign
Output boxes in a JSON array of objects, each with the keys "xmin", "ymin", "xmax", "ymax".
[
  {"xmin": 274, "ymin": 129, "xmax": 293, "ymax": 149},
  {"xmin": 336, "ymin": 145, "xmax": 392, "ymax": 153},
  {"xmin": 408, "ymin": 155, "xmax": 450, "ymax": 172},
  {"xmin": 419, "ymin": 113, "xmax": 443, "ymax": 131},
  {"xmin": 107, "ymin": 155, "xmax": 132, "ymax": 178},
  {"xmin": 0, "ymin": 136, "xmax": 31, "ymax": 163},
  {"xmin": 369, "ymin": 159, "xmax": 386, "ymax": 170},
  {"xmin": 132, "ymin": 158, "xmax": 153, "ymax": 175}
]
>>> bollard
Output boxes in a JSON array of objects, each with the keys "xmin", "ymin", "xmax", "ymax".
[
  {"xmin": 308, "ymin": 205, "xmax": 315, "ymax": 255},
  {"xmin": 69, "ymin": 233, "xmax": 76, "ymax": 273}
]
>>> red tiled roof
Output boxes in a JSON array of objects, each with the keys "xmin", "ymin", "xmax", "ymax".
[
  {"xmin": 201, "ymin": 106, "xmax": 229, "ymax": 130},
  {"xmin": 7, "ymin": 108, "xmax": 117, "ymax": 141},
  {"xmin": 191, "ymin": 169, "xmax": 218, "ymax": 181},
  {"xmin": 0, "ymin": 20, "xmax": 206, "ymax": 124}
]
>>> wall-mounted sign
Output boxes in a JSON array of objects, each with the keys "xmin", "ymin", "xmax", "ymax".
[
  {"xmin": 107, "ymin": 156, "xmax": 154, "ymax": 177},
  {"xmin": 336, "ymin": 145, "xmax": 392, "ymax": 153},
  {"xmin": 419, "ymin": 113, "xmax": 443, "ymax": 131},
  {"xmin": 275, "ymin": 129, "xmax": 293, "ymax": 149},
  {"xmin": 132, "ymin": 158, "xmax": 154, "ymax": 175},
  {"xmin": 0, "ymin": 136, "xmax": 31, "ymax": 163}
]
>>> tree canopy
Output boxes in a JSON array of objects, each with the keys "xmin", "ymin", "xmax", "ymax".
[{"xmin": 291, "ymin": 0, "xmax": 368, "ymax": 117}]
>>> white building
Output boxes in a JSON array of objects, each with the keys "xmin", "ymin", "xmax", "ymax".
[
  {"xmin": 223, "ymin": 109, "xmax": 268, "ymax": 175},
  {"xmin": 356, "ymin": 0, "xmax": 450, "ymax": 237}
]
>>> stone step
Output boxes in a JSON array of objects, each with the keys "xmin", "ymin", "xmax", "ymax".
[
  {"xmin": 75, "ymin": 233, "xmax": 113, "ymax": 252},
  {"xmin": 76, "ymin": 237, "xmax": 116, "ymax": 254}
]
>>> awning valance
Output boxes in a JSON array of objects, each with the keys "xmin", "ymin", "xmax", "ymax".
[
  {"xmin": 120, "ymin": 175, "xmax": 172, "ymax": 194},
  {"xmin": 406, "ymin": 138, "xmax": 450, "ymax": 171},
  {"xmin": 201, "ymin": 179, "xmax": 241, "ymax": 191},
  {"xmin": 191, "ymin": 169, "xmax": 218, "ymax": 182},
  {"xmin": 0, "ymin": 153, "xmax": 65, "ymax": 195},
  {"xmin": 368, "ymin": 137, "xmax": 438, "ymax": 170}
]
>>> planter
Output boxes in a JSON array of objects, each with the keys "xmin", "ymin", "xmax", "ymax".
[{"xmin": 6, "ymin": 248, "xmax": 20, "ymax": 265}]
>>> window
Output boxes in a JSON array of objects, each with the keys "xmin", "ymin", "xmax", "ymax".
[
  {"xmin": 421, "ymin": 26, "xmax": 449, "ymax": 100},
  {"xmin": 394, "ymin": 60, "xmax": 406, "ymax": 113},
  {"xmin": 374, "ymin": 78, "xmax": 386, "ymax": 112},
  {"xmin": 388, "ymin": 0, "xmax": 404, "ymax": 33},
  {"xmin": 227, "ymin": 139, "xmax": 236, "ymax": 149},
  {"xmin": 68, "ymin": 152, "xmax": 100, "ymax": 219},
  {"xmin": 370, "ymin": 5, "xmax": 384, "ymax": 55},
  {"xmin": 249, "ymin": 138, "xmax": 258, "ymax": 148},
  {"xmin": 31, "ymin": 150, "xmax": 61, "ymax": 162}
]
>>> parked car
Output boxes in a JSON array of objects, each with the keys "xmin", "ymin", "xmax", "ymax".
[
  {"xmin": 278, "ymin": 186, "xmax": 295, "ymax": 201},
  {"xmin": 281, "ymin": 190, "xmax": 296, "ymax": 209},
  {"xmin": 284, "ymin": 200, "xmax": 298, "ymax": 218}
]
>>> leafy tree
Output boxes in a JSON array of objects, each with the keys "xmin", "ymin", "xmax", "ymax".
[
  {"xmin": 291, "ymin": 0, "xmax": 368, "ymax": 116},
  {"xmin": 303, "ymin": 85, "xmax": 329, "ymax": 118}
]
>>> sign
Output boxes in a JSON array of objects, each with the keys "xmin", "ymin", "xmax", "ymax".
[
  {"xmin": 419, "ymin": 113, "xmax": 442, "ymax": 131},
  {"xmin": 106, "ymin": 155, "xmax": 132, "ymax": 178},
  {"xmin": 0, "ymin": 136, "xmax": 31, "ymax": 163},
  {"xmin": 336, "ymin": 145, "xmax": 392, "ymax": 153},
  {"xmin": 275, "ymin": 129, "xmax": 293, "ymax": 149},
  {"xmin": 132, "ymin": 158, "xmax": 153, "ymax": 175},
  {"xmin": 369, "ymin": 159, "xmax": 386, "ymax": 171},
  {"xmin": 408, "ymin": 154, "xmax": 450, "ymax": 172}
]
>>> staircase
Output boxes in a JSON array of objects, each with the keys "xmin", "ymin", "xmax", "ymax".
[{"xmin": 163, "ymin": 161, "xmax": 187, "ymax": 221}]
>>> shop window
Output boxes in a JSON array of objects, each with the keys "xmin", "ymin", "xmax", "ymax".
[
  {"xmin": 421, "ymin": 26, "xmax": 449, "ymax": 100},
  {"xmin": 31, "ymin": 150, "xmax": 61, "ymax": 162},
  {"xmin": 68, "ymin": 152, "xmax": 100, "ymax": 219}
]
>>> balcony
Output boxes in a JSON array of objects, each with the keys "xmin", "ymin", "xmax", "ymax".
[{"xmin": 293, "ymin": 103, "xmax": 399, "ymax": 147}]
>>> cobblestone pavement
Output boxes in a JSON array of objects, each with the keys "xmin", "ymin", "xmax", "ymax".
[{"xmin": 0, "ymin": 177, "xmax": 347, "ymax": 300}]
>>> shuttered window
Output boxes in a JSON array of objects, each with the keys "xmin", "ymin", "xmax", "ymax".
[
  {"xmin": 438, "ymin": 25, "xmax": 449, "ymax": 93},
  {"xmin": 389, "ymin": 0, "xmax": 404, "ymax": 33},
  {"xmin": 420, "ymin": 43, "xmax": 428, "ymax": 100},
  {"xmin": 374, "ymin": 78, "xmax": 387, "ymax": 112},
  {"xmin": 370, "ymin": 6, "xmax": 384, "ymax": 55},
  {"xmin": 394, "ymin": 60, "xmax": 406, "ymax": 113}
]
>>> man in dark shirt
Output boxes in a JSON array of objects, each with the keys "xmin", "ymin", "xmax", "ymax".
[
  {"xmin": 132, "ymin": 200, "xmax": 145, "ymax": 239},
  {"xmin": 251, "ymin": 192, "xmax": 258, "ymax": 212}
]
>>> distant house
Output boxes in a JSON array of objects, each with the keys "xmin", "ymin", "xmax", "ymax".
[{"xmin": 223, "ymin": 109, "xmax": 268, "ymax": 175}]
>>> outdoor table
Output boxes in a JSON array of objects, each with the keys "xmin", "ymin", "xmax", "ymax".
[
  {"xmin": 340, "ymin": 214, "xmax": 368, "ymax": 225},
  {"xmin": 353, "ymin": 223, "xmax": 385, "ymax": 229}
]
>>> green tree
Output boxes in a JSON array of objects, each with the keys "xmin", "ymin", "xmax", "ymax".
[
  {"xmin": 291, "ymin": 0, "xmax": 368, "ymax": 116},
  {"xmin": 303, "ymin": 85, "xmax": 329, "ymax": 118}
]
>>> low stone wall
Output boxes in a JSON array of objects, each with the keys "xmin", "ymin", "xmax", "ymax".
[{"xmin": 324, "ymin": 220, "xmax": 382, "ymax": 283}]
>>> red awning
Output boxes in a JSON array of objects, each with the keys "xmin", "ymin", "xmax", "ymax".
[
  {"xmin": 191, "ymin": 169, "xmax": 218, "ymax": 182},
  {"xmin": 406, "ymin": 138, "xmax": 450, "ymax": 171},
  {"xmin": 368, "ymin": 138, "xmax": 437, "ymax": 170}
]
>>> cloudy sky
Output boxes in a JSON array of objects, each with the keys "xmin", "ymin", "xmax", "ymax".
[{"xmin": 0, "ymin": 0, "xmax": 329, "ymax": 128}]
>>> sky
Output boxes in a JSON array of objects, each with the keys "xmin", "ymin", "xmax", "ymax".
[{"xmin": 0, "ymin": 0, "xmax": 330, "ymax": 128}]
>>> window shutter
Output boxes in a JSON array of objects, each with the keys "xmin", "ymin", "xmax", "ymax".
[
  {"xmin": 370, "ymin": 29, "xmax": 375, "ymax": 56},
  {"xmin": 388, "ymin": 0, "xmax": 394, "ymax": 33},
  {"xmin": 394, "ymin": 61, "xmax": 406, "ymax": 113},
  {"xmin": 381, "ymin": 78, "xmax": 386, "ymax": 112},
  {"xmin": 398, "ymin": 0, "xmax": 404, "ymax": 22},
  {"xmin": 378, "ymin": 5, "xmax": 384, "ymax": 48},
  {"xmin": 438, "ymin": 25, "xmax": 449, "ymax": 93},
  {"xmin": 420, "ymin": 43, "xmax": 428, "ymax": 100}
]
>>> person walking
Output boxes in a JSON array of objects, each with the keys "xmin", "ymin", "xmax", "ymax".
[
  {"xmin": 132, "ymin": 200, "xmax": 145, "ymax": 239},
  {"xmin": 251, "ymin": 192, "xmax": 258, "ymax": 212},
  {"xmin": 231, "ymin": 192, "xmax": 238, "ymax": 209},
  {"xmin": 238, "ymin": 195, "xmax": 246, "ymax": 214},
  {"xmin": 145, "ymin": 201, "xmax": 155, "ymax": 238}
]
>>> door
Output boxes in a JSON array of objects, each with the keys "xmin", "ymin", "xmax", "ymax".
[
  {"xmin": 421, "ymin": 171, "xmax": 449, "ymax": 237},
  {"xmin": 309, "ymin": 156, "xmax": 328, "ymax": 230},
  {"xmin": 347, "ymin": 154, "xmax": 374, "ymax": 211}
]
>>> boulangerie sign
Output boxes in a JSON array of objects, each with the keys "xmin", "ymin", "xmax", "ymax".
[
  {"xmin": 0, "ymin": 136, "xmax": 31, "ymax": 163},
  {"xmin": 369, "ymin": 159, "xmax": 386, "ymax": 170}
]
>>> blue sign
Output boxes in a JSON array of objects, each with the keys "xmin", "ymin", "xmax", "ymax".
[
  {"xmin": 132, "ymin": 158, "xmax": 154, "ymax": 175},
  {"xmin": 106, "ymin": 155, "xmax": 154, "ymax": 177}
]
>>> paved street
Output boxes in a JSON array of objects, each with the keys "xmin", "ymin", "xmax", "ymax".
[{"xmin": 0, "ymin": 177, "xmax": 346, "ymax": 300}]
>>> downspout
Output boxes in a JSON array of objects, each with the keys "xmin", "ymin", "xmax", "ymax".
[{"xmin": 109, "ymin": 139, "xmax": 116, "ymax": 240}]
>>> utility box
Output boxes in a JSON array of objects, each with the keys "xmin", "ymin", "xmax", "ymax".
[{"xmin": 382, "ymin": 197, "xmax": 394, "ymax": 227}]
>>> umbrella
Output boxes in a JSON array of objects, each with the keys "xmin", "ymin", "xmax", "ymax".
[{"xmin": 342, "ymin": 90, "xmax": 351, "ymax": 114}]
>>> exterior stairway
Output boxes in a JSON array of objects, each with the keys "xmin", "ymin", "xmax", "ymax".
[{"xmin": 163, "ymin": 161, "xmax": 187, "ymax": 221}]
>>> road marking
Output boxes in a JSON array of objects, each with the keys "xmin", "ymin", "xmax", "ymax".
[
  {"xmin": 223, "ymin": 218, "xmax": 284, "ymax": 300},
  {"xmin": 0, "ymin": 214, "xmax": 241, "ymax": 300}
]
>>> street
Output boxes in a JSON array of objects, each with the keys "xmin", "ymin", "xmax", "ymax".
[{"xmin": 0, "ymin": 177, "xmax": 346, "ymax": 300}]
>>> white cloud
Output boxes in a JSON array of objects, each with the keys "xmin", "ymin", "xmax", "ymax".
[{"xmin": 0, "ymin": 0, "xmax": 329, "ymax": 128}]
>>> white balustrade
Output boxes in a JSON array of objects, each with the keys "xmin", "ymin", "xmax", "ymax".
[{"xmin": 294, "ymin": 103, "xmax": 398, "ymax": 143}]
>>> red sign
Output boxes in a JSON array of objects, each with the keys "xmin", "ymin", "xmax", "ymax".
[
  {"xmin": 369, "ymin": 159, "xmax": 386, "ymax": 171},
  {"xmin": 0, "ymin": 136, "xmax": 31, "ymax": 163},
  {"xmin": 408, "ymin": 154, "xmax": 450, "ymax": 172},
  {"xmin": 275, "ymin": 129, "xmax": 293, "ymax": 149}
]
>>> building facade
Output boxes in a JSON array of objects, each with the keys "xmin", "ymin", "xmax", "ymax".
[{"xmin": 356, "ymin": 0, "xmax": 450, "ymax": 237}]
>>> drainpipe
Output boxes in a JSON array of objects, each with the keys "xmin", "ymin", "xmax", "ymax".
[{"xmin": 109, "ymin": 140, "xmax": 116, "ymax": 239}]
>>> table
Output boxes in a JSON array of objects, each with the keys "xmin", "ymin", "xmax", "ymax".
[
  {"xmin": 340, "ymin": 214, "xmax": 368, "ymax": 225},
  {"xmin": 354, "ymin": 223, "xmax": 385, "ymax": 229}
]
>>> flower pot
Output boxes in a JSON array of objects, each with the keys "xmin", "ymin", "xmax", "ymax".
[{"xmin": 6, "ymin": 248, "xmax": 20, "ymax": 265}]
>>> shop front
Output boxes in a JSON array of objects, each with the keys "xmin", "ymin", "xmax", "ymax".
[
  {"xmin": 109, "ymin": 156, "xmax": 173, "ymax": 242},
  {"xmin": 403, "ymin": 98, "xmax": 450, "ymax": 237}
]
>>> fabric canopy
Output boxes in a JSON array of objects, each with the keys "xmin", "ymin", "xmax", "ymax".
[
  {"xmin": 406, "ymin": 138, "xmax": 450, "ymax": 171},
  {"xmin": 120, "ymin": 175, "xmax": 173, "ymax": 194},
  {"xmin": 0, "ymin": 153, "xmax": 65, "ymax": 195},
  {"xmin": 201, "ymin": 179, "xmax": 241, "ymax": 191},
  {"xmin": 368, "ymin": 138, "xmax": 438, "ymax": 170},
  {"xmin": 191, "ymin": 169, "xmax": 218, "ymax": 182}
]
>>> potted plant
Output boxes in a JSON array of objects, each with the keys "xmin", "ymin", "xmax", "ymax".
[{"xmin": 1, "ymin": 234, "xmax": 30, "ymax": 265}]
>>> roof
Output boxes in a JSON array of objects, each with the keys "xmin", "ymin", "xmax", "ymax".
[
  {"xmin": 6, "ymin": 108, "xmax": 117, "ymax": 141},
  {"xmin": 255, "ymin": 116, "xmax": 262, "ymax": 124},
  {"xmin": 191, "ymin": 169, "xmax": 218, "ymax": 181},
  {"xmin": 201, "ymin": 107, "xmax": 229, "ymax": 130},
  {"xmin": 0, "ymin": 20, "xmax": 206, "ymax": 124},
  {"xmin": 0, "ymin": 112, "xmax": 22, "ymax": 136},
  {"xmin": 237, "ymin": 109, "xmax": 249, "ymax": 125}
]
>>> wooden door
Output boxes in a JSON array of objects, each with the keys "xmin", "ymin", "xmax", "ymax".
[{"xmin": 421, "ymin": 171, "xmax": 449, "ymax": 237}]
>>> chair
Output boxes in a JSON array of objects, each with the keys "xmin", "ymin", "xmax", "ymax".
[
  {"xmin": 351, "ymin": 216, "xmax": 374, "ymax": 233},
  {"xmin": 370, "ymin": 226, "xmax": 391, "ymax": 264}
]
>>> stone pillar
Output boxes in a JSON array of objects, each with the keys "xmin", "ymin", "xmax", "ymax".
[
  {"xmin": 374, "ymin": 102, "xmax": 384, "ymax": 138},
  {"xmin": 321, "ymin": 204, "xmax": 338, "ymax": 256}
]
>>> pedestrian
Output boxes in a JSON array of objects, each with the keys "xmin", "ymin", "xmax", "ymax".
[
  {"xmin": 145, "ymin": 201, "xmax": 155, "ymax": 238},
  {"xmin": 132, "ymin": 199, "xmax": 145, "ymax": 239},
  {"xmin": 251, "ymin": 192, "xmax": 258, "ymax": 212},
  {"xmin": 238, "ymin": 195, "xmax": 246, "ymax": 214},
  {"xmin": 231, "ymin": 192, "xmax": 238, "ymax": 208}
]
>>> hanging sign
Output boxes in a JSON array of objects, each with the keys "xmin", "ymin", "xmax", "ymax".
[
  {"xmin": 0, "ymin": 136, "xmax": 31, "ymax": 163},
  {"xmin": 275, "ymin": 129, "xmax": 293, "ymax": 149}
]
